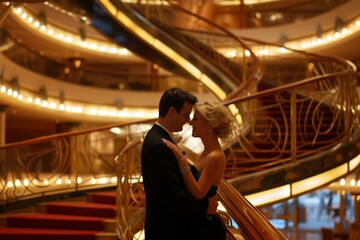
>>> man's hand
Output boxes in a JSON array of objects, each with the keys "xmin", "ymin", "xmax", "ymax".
[{"xmin": 207, "ymin": 197, "xmax": 218, "ymax": 214}]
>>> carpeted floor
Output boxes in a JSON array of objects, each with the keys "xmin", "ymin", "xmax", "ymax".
[{"xmin": 0, "ymin": 191, "xmax": 118, "ymax": 240}]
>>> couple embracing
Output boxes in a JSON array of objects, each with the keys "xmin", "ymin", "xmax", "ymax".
[{"xmin": 141, "ymin": 87, "xmax": 234, "ymax": 240}]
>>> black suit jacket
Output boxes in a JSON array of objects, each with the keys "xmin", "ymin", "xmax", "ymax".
[{"xmin": 141, "ymin": 124, "xmax": 208, "ymax": 240}]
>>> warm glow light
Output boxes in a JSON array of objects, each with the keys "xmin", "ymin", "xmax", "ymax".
[
  {"xmin": 7, "ymin": 181, "xmax": 14, "ymax": 188},
  {"xmin": 111, "ymin": 127, "xmax": 122, "ymax": 135},
  {"xmin": 292, "ymin": 164, "xmax": 348, "ymax": 195},
  {"xmin": 23, "ymin": 179, "xmax": 30, "ymax": 186},
  {"xmin": 228, "ymin": 104, "xmax": 242, "ymax": 125},
  {"xmin": 56, "ymin": 178, "xmax": 62, "ymax": 185},
  {"xmin": 98, "ymin": 177, "xmax": 109, "ymax": 184},
  {"xmin": 350, "ymin": 179, "xmax": 356, "ymax": 186},
  {"xmin": 77, "ymin": 177, "xmax": 83, "ymax": 184},
  {"xmin": 340, "ymin": 178, "xmax": 346, "ymax": 186},
  {"xmin": 99, "ymin": 0, "xmax": 228, "ymax": 99},
  {"xmin": 246, "ymin": 185, "xmax": 291, "ymax": 206},
  {"xmin": 12, "ymin": 6, "xmax": 130, "ymax": 57},
  {"xmin": 349, "ymin": 153, "xmax": 360, "ymax": 171},
  {"xmin": 15, "ymin": 179, "xmax": 21, "ymax": 187},
  {"xmin": 247, "ymin": 153, "xmax": 360, "ymax": 206},
  {"xmin": 0, "ymin": 81, "xmax": 158, "ymax": 119},
  {"xmin": 133, "ymin": 230, "xmax": 145, "ymax": 240},
  {"xmin": 200, "ymin": 74, "xmax": 227, "ymax": 100},
  {"xmin": 110, "ymin": 176, "xmax": 117, "ymax": 183},
  {"xmin": 288, "ymin": 18, "xmax": 360, "ymax": 51}
]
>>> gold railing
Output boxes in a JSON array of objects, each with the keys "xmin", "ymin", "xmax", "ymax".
[
  {"xmin": 0, "ymin": 52, "xmax": 358, "ymax": 239},
  {"xmin": 111, "ymin": 64, "xmax": 359, "ymax": 238},
  {"xmin": 114, "ymin": 137, "xmax": 287, "ymax": 240},
  {"xmin": 0, "ymin": 120, "xmax": 153, "ymax": 204},
  {"xmin": 0, "ymin": 1, "xmax": 359, "ymax": 239},
  {"xmin": 115, "ymin": 137, "xmax": 145, "ymax": 239},
  {"xmin": 0, "ymin": 55, "xmax": 359, "ymax": 239},
  {"xmin": 221, "ymin": 41, "xmax": 359, "ymax": 177}
]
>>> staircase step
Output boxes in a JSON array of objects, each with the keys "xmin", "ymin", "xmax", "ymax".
[
  {"xmin": 37, "ymin": 202, "xmax": 117, "ymax": 218},
  {"xmin": 97, "ymin": 231, "xmax": 118, "ymax": 240},
  {"xmin": 88, "ymin": 192, "xmax": 117, "ymax": 205},
  {"xmin": 4, "ymin": 213, "xmax": 111, "ymax": 231},
  {"xmin": 0, "ymin": 227, "xmax": 100, "ymax": 240}
]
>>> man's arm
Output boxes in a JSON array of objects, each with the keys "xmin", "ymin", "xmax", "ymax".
[{"xmin": 147, "ymin": 144, "xmax": 209, "ymax": 216}]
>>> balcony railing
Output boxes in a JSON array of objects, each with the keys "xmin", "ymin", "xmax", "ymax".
[{"xmin": 0, "ymin": 1, "xmax": 359, "ymax": 239}]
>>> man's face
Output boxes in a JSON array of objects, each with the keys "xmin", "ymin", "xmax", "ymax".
[{"xmin": 171, "ymin": 101, "xmax": 193, "ymax": 132}]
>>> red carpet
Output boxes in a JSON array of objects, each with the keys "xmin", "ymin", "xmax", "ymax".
[
  {"xmin": 0, "ymin": 191, "xmax": 118, "ymax": 240},
  {"xmin": 0, "ymin": 227, "xmax": 99, "ymax": 240},
  {"xmin": 88, "ymin": 191, "xmax": 117, "ymax": 205},
  {"xmin": 44, "ymin": 202, "xmax": 117, "ymax": 218},
  {"xmin": 6, "ymin": 213, "xmax": 109, "ymax": 230}
]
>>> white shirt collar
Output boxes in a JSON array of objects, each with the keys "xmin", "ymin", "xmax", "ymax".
[
  {"xmin": 155, "ymin": 122, "xmax": 181, "ymax": 143},
  {"xmin": 155, "ymin": 122, "xmax": 172, "ymax": 136}
]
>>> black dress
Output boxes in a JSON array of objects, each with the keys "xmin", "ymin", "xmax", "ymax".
[{"xmin": 190, "ymin": 165, "xmax": 227, "ymax": 240}]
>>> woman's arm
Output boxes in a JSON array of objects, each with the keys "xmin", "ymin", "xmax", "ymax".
[{"xmin": 162, "ymin": 139, "xmax": 222, "ymax": 199}]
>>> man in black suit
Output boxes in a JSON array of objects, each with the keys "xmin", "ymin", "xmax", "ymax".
[{"xmin": 141, "ymin": 88, "xmax": 217, "ymax": 240}]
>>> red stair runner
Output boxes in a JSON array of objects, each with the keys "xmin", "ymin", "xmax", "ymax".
[
  {"xmin": 44, "ymin": 202, "xmax": 117, "ymax": 218},
  {"xmin": 0, "ymin": 191, "xmax": 118, "ymax": 240},
  {"xmin": 6, "ymin": 213, "xmax": 109, "ymax": 230},
  {"xmin": 0, "ymin": 227, "xmax": 99, "ymax": 240}
]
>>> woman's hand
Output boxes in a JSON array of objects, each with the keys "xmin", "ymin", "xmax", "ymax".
[{"xmin": 162, "ymin": 138, "xmax": 187, "ymax": 166}]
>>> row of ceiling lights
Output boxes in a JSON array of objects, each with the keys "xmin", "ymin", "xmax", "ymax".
[
  {"xmin": 0, "ymin": 84, "xmax": 158, "ymax": 119},
  {"xmin": 13, "ymin": 3, "xmax": 360, "ymax": 57},
  {"xmin": 2, "ymin": 2, "xmax": 360, "ymax": 120}
]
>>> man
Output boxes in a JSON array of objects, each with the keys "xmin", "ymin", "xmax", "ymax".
[{"xmin": 141, "ymin": 87, "xmax": 217, "ymax": 240}]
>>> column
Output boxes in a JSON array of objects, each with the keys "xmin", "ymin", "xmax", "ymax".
[
  {"xmin": 238, "ymin": 0, "xmax": 246, "ymax": 28},
  {"xmin": 354, "ymin": 194, "xmax": 360, "ymax": 225},
  {"xmin": 334, "ymin": 190, "xmax": 349, "ymax": 237},
  {"xmin": 0, "ymin": 105, "xmax": 9, "ymax": 146}
]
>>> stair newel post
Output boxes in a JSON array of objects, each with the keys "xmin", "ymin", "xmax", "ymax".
[{"xmin": 290, "ymin": 89, "xmax": 297, "ymax": 161}]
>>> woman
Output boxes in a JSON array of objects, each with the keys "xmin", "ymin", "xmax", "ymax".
[{"xmin": 163, "ymin": 101, "xmax": 234, "ymax": 240}]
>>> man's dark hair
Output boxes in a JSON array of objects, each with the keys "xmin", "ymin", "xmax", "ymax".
[{"xmin": 158, "ymin": 88, "xmax": 198, "ymax": 117}]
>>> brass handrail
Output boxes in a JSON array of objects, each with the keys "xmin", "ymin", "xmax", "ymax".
[
  {"xmin": 0, "ymin": 1, "xmax": 359, "ymax": 239},
  {"xmin": 0, "ymin": 62, "xmax": 357, "ymax": 238}
]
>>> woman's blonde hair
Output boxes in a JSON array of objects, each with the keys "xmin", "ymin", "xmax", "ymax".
[{"xmin": 195, "ymin": 101, "xmax": 234, "ymax": 139}]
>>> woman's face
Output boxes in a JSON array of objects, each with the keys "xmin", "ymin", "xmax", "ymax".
[{"xmin": 190, "ymin": 110, "xmax": 208, "ymax": 138}]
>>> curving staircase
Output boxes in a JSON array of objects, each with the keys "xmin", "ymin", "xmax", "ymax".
[
  {"xmin": 0, "ymin": 0, "xmax": 359, "ymax": 239},
  {"xmin": 0, "ymin": 191, "xmax": 118, "ymax": 240}
]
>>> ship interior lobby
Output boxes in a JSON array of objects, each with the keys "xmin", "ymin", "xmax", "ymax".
[{"xmin": 1, "ymin": 0, "xmax": 360, "ymax": 240}]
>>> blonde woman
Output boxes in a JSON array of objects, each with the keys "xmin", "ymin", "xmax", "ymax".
[
  {"xmin": 141, "ymin": 88, "xmax": 219, "ymax": 240},
  {"xmin": 163, "ymin": 101, "xmax": 234, "ymax": 240}
]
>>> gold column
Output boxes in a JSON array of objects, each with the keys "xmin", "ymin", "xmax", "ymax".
[
  {"xmin": 0, "ymin": 105, "xmax": 8, "ymax": 146},
  {"xmin": 239, "ymin": 0, "xmax": 246, "ymax": 28}
]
